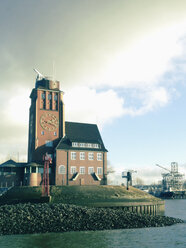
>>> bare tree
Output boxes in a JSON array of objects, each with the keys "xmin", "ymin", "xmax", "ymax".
[{"xmin": 134, "ymin": 177, "xmax": 144, "ymax": 185}]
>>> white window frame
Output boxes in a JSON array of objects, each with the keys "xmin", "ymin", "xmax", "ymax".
[
  {"xmin": 71, "ymin": 152, "xmax": 76, "ymax": 160},
  {"xmin": 79, "ymin": 143, "xmax": 85, "ymax": 147},
  {"xmin": 80, "ymin": 152, "xmax": 85, "ymax": 160},
  {"xmin": 58, "ymin": 165, "xmax": 66, "ymax": 174},
  {"xmin": 93, "ymin": 144, "xmax": 99, "ymax": 148},
  {"xmin": 72, "ymin": 142, "xmax": 78, "ymax": 147},
  {"xmin": 87, "ymin": 143, "xmax": 92, "ymax": 148},
  {"xmin": 79, "ymin": 167, "xmax": 85, "ymax": 174},
  {"xmin": 97, "ymin": 153, "xmax": 102, "ymax": 161},
  {"xmin": 88, "ymin": 167, "xmax": 94, "ymax": 174},
  {"xmin": 97, "ymin": 167, "xmax": 102, "ymax": 175},
  {"xmin": 71, "ymin": 166, "xmax": 77, "ymax": 174},
  {"xmin": 88, "ymin": 152, "xmax": 94, "ymax": 160}
]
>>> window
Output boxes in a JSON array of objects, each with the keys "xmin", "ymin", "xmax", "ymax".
[
  {"xmin": 41, "ymin": 131, "xmax": 44, "ymax": 135},
  {"xmin": 38, "ymin": 168, "xmax": 44, "ymax": 174},
  {"xmin": 88, "ymin": 152, "xmax": 94, "ymax": 160},
  {"xmin": 97, "ymin": 153, "xmax": 102, "ymax": 161},
  {"xmin": 87, "ymin": 143, "xmax": 92, "ymax": 148},
  {"xmin": 79, "ymin": 143, "xmax": 85, "ymax": 147},
  {"xmin": 80, "ymin": 152, "xmax": 85, "ymax": 160},
  {"xmin": 93, "ymin": 144, "xmax": 99, "ymax": 148},
  {"xmin": 58, "ymin": 165, "xmax": 66, "ymax": 174},
  {"xmin": 97, "ymin": 167, "xmax": 102, "ymax": 175},
  {"xmin": 71, "ymin": 152, "xmax": 76, "ymax": 160},
  {"xmin": 31, "ymin": 167, "xmax": 36, "ymax": 173},
  {"xmin": 54, "ymin": 93, "xmax": 58, "ymax": 110},
  {"xmin": 42, "ymin": 93, "xmax": 46, "ymax": 99},
  {"xmin": 80, "ymin": 167, "xmax": 85, "ymax": 174},
  {"xmin": 41, "ymin": 92, "xmax": 46, "ymax": 109},
  {"xmin": 71, "ymin": 166, "xmax": 76, "ymax": 174},
  {"xmin": 72, "ymin": 142, "xmax": 78, "ymax": 147},
  {"xmin": 54, "ymin": 94, "xmax": 58, "ymax": 101},
  {"xmin": 88, "ymin": 167, "xmax": 94, "ymax": 174},
  {"xmin": 45, "ymin": 140, "xmax": 53, "ymax": 147},
  {"xmin": 48, "ymin": 94, "xmax": 52, "ymax": 100},
  {"xmin": 54, "ymin": 131, "xmax": 57, "ymax": 136},
  {"xmin": 25, "ymin": 167, "xmax": 30, "ymax": 174}
]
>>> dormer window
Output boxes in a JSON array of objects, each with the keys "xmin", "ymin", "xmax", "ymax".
[
  {"xmin": 93, "ymin": 144, "xmax": 99, "ymax": 148},
  {"xmin": 72, "ymin": 142, "xmax": 78, "ymax": 147},
  {"xmin": 79, "ymin": 143, "xmax": 85, "ymax": 147}
]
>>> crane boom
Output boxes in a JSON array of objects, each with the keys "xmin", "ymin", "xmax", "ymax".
[{"xmin": 156, "ymin": 164, "xmax": 171, "ymax": 172}]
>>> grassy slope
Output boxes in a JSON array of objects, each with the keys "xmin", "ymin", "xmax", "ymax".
[{"xmin": 0, "ymin": 185, "xmax": 160, "ymax": 206}]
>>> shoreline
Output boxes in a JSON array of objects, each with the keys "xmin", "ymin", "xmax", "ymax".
[{"xmin": 0, "ymin": 203, "xmax": 183, "ymax": 236}]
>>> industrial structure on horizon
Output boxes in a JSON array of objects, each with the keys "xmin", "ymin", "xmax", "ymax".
[
  {"xmin": 0, "ymin": 71, "xmax": 108, "ymax": 188},
  {"xmin": 156, "ymin": 162, "xmax": 184, "ymax": 192}
]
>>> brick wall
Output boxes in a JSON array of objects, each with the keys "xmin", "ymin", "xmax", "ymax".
[{"xmin": 56, "ymin": 150, "xmax": 107, "ymax": 185}]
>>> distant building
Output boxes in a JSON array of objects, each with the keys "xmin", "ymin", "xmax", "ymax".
[
  {"xmin": 0, "ymin": 74, "xmax": 108, "ymax": 187},
  {"xmin": 0, "ymin": 159, "xmax": 25, "ymax": 187}
]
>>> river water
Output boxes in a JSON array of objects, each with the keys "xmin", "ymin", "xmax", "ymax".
[{"xmin": 0, "ymin": 200, "xmax": 185, "ymax": 248}]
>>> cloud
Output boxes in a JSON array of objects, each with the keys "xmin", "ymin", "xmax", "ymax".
[
  {"xmin": 64, "ymin": 87, "xmax": 124, "ymax": 127},
  {"xmin": 123, "ymin": 87, "xmax": 170, "ymax": 116},
  {"xmin": 64, "ymin": 85, "xmax": 171, "ymax": 128},
  {"xmin": 83, "ymin": 23, "xmax": 186, "ymax": 89},
  {"xmin": 0, "ymin": 88, "xmax": 29, "ymax": 161}
]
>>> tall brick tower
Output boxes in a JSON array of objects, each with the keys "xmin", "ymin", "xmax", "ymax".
[{"xmin": 28, "ymin": 71, "xmax": 65, "ymax": 165}]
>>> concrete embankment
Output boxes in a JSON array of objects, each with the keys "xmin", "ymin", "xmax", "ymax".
[{"xmin": 0, "ymin": 203, "xmax": 183, "ymax": 235}]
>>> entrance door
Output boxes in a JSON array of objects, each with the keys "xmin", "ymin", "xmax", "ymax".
[{"xmin": 80, "ymin": 178, "xmax": 85, "ymax": 185}]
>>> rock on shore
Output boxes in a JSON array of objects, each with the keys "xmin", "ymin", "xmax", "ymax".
[{"xmin": 0, "ymin": 203, "xmax": 183, "ymax": 235}]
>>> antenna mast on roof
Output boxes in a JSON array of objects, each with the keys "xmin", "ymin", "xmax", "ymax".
[
  {"xmin": 52, "ymin": 60, "xmax": 56, "ymax": 81},
  {"xmin": 33, "ymin": 68, "xmax": 45, "ymax": 81}
]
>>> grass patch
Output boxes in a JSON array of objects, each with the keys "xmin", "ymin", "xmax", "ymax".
[{"xmin": 0, "ymin": 185, "xmax": 160, "ymax": 206}]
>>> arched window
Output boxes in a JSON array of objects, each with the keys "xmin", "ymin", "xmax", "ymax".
[{"xmin": 58, "ymin": 165, "xmax": 66, "ymax": 174}]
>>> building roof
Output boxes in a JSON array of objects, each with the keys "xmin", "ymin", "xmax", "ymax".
[
  {"xmin": 0, "ymin": 159, "xmax": 27, "ymax": 168},
  {"xmin": 56, "ymin": 121, "xmax": 108, "ymax": 152}
]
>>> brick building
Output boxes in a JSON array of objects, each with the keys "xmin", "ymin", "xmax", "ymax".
[{"xmin": 0, "ymin": 74, "xmax": 108, "ymax": 187}]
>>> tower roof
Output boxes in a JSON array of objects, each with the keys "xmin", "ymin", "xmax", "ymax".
[{"xmin": 0, "ymin": 159, "xmax": 26, "ymax": 168}]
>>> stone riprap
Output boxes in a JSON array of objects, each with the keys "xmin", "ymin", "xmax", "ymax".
[{"xmin": 0, "ymin": 203, "xmax": 183, "ymax": 235}]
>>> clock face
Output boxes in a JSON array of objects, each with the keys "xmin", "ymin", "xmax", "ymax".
[{"xmin": 40, "ymin": 113, "xmax": 59, "ymax": 131}]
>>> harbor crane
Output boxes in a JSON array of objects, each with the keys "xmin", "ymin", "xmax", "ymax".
[
  {"xmin": 156, "ymin": 163, "xmax": 184, "ymax": 191},
  {"xmin": 156, "ymin": 164, "xmax": 171, "ymax": 172}
]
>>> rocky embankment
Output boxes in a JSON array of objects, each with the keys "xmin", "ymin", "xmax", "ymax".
[{"xmin": 0, "ymin": 203, "xmax": 183, "ymax": 235}]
